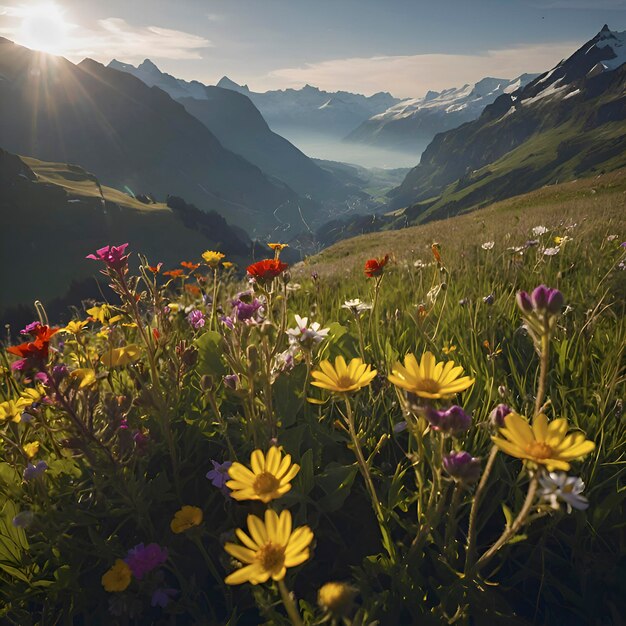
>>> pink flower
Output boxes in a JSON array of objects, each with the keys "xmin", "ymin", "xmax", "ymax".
[
  {"xmin": 124, "ymin": 543, "xmax": 168, "ymax": 580},
  {"xmin": 86, "ymin": 244, "xmax": 129, "ymax": 271}
]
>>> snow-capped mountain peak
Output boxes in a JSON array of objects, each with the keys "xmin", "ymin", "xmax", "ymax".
[{"xmin": 592, "ymin": 25, "xmax": 626, "ymax": 71}]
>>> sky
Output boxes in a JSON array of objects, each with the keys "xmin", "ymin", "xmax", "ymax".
[{"xmin": 1, "ymin": 0, "xmax": 625, "ymax": 98}]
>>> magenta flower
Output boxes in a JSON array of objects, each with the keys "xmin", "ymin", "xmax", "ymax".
[
  {"xmin": 124, "ymin": 543, "xmax": 168, "ymax": 580},
  {"xmin": 86, "ymin": 244, "xmax": 129, "ymax": 271},
  {"xmin": 425, "ymin": 405, "xmax": 472, "ymax": 435}
]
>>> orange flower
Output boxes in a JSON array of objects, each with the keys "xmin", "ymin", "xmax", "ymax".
[
  {"xmin": 247, "ymin": 259, "xmax": 288, "ymax": 281},
  {"xmin": 431, "ymin": 243, "xmax": 442, "ymax": 264},
  {"xmin": 148, "ymin": 263, "xmax": 162, "ymax": 274},
  {"xmin": 185, "ymin": 284, "xmax": 202, "ymax": 296},
  {"xmin": 181, "ymin": 261, "xmax": 200, "ymax": 271},
  {"xmin": 364, "ymin": 255, "xmax": 389, "ymax": 278},
  {"xmin": 163, "ymin": 269, "xmax": 185, "ymax": 278}
]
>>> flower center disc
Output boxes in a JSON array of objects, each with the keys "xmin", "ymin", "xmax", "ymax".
[
  {"xmin": 257, "ymin": 542, "xmax": 285, "ymax": 572},
  {"xmin": 525, "ymin": 441, "xmax": 553, "ymax": 459},
  {"xmin": 419, "ymin": 378, "xmax": 441, "ymax": 394},
  {"xmin": 253, "ymin": 472, "xmax": 280, "ymax": 495},
  {"xmin": 336, "ymin": 375, "xmax": 355, "ymax": 389}
]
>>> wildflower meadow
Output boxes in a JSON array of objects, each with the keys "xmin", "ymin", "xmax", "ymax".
[{"xmin": 0, "ymin": 218, "xmax": 624, "ymax": 625}]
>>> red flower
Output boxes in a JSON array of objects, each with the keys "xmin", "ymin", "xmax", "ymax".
[
  {"xmin": 7, "ymin": 324, "xmax": 58, "ymax": 370},
  {"xmin": 364, "ymin": 255, "xmax": 389, "ymax": 278},
  {"xmin": 247, "ymin": 259, "xmax": 288, "ymax": 281}
]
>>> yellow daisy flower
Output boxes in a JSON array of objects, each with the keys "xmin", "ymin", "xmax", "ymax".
[
  {"xmin": 86, "ymin": 304, "xmax": 122, "ymax": 326},
  {"xmin": 202, "ymin": 250, "xmax": 225, "ymax": 268},
  {"xmin": 0, "ymin": 399, "xmax": 28, "ymax": 423},
  {"xmin": 227, "ymin": 446, "xmax": 300, "ymax": 503},
  {"xmin": 311, "ymin": 356, "xmax": 377, "ymax": 394},
  {"xmin": 101, "ymin": 559, "xmax": 132, "ymax": 592},
  {"xmin": 23, "ymin": 441, "xmax": 40, "ymax": 458},
  {"xmin": 62, "ymin": 320, "xmax": 90, "ymax": 335},
  {"xmin": 268, "ymin": 242, "xmax": 289, "ymax": 259},
  {"xmin": 19, "ymin": 386, "xmax": 45, "ymax": 405},
  {"xmin": 224, "ymin": 509, "xmax": 313, "ymax": 585},
  {"xmin": 171, "ymin": 505, "xmax": 203, "ymax": 534},
  {"xmin": 388, "ymin": 351, "xmax": 474, "ymax": 399},
  {"xmin": 492, "ymin": 412, "xmax": 595, "ymax": 471},
  {"xmin": 101, "ymin": 344, "xmax": 141, "ymax": 368},
  {"xmin": 70, "ymin": 368, "xmax": 97, "ymax": 388},
  {"xmin": 222, "ymin": 261, "xmax": 234, "ymax": 269}
]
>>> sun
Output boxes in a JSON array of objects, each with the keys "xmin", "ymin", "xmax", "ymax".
[{"xmin": 18, "ymin": 3, "xmax": 71, "ymax": 55}]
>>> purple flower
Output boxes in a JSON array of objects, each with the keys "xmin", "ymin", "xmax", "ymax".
[
  {"xmin": 311, "ymin": 271, "xmax": 319, "ymax": 281},
  {"xmin": 517, "ymin": 285, "xmax": 564, "ymax": 316},
  {"xmin": 133, "ymin": 430, "xmax": 149, "ymax": 451},
  {"xmin": 23, "ymin": 461, "xmax": 48, "ymax": 481},
  {"xmin": 483, "ymin": 293, "xmax": 495, "ymax": 306},
  {"xmin": 151, "ymin": 588, "xmax": 178, "ymax": 608},
  {"xmin": 443, "ymin": 451, "xmax": 481, "ymax": 483},
  {"xmin": 220, "ymin": 315, "xmax": 235, "ymax": 330},
  {"xmin": 124, "ymin": 543, "xmax": 168, "ymax": 580},
  {"xmin": 86, "ymin": 244, "xmax": 129, "ymax": 271},
  {"xmin": 393, "ymin": 421, "xmax": 408, "ymax": 434},
  {"xmin": 425, "ymin": 405, "xmax": 472, "ymax": 435},
  {"xmin": 187, "ymin": 309, "xmax": 205, "ymax": 330},
  {"xmin": 223, "ymin": 374, "xmax": 239, "ymax": 389},
  {"xmin": 206, "ymin": 460, "xmax": 232, "ymax": 494},
  {"xmin": 489, "ymin": 404, "xmax": 512, "ymax": 428},
  {"xmin": 233, "ymin": 297, "xmax": 263, "ymax": 321}
]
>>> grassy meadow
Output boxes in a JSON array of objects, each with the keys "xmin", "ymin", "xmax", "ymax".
[{"xmin": 0, "ymin": 175, "xmax": 624, "ymax": 625}]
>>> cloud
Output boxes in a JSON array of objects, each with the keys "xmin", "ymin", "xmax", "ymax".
[
  {"xmin": 0, "ymin": 6, "xmax": 211, "ymax": 61},
  {"xmin": 261, "ymin": 42, "xmax": 580, "ymax": 98}
]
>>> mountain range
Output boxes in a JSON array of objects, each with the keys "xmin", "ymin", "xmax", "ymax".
[
  {"xmin": 214, "ymin": 77, "xmax": 401, "ymax": 139},
  {"xmin": 0, "ymin": 38, "xmax": 314, "ymax": 239},
  {"xmin": 345, "ymin": 74, "xmax": 538, "ymax": 154},
  {"xmin": 388, "ymin": 25, "xmax": 626, "ymax": 222},
  {"xmin": 108, "ymin": 59, "xmax": 352, "ymax": 201}
]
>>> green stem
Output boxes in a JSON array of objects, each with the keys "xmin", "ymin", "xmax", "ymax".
[
  {"xmin": 473, "ymin": 475, "xmax": 538, "ymax": 573},
  {"xmin": 278, "ymin": 578, "xmax": 304, "ymax": 626},
  {"xmin": 444, "ymin": 483, "xmax": 463, "ymax": 562},
  {"xmin": 344, "ymin": 398, "xmax": 397, "ymax": 562},
  {"xmin": 534, "ymin": 332, "xmax": 550, "ymax": 417},
  {"xmin": 464, "ymin": 445, "xmax": 498, "ymax": 575}
]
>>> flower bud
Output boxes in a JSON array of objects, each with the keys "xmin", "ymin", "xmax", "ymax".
[
  {"xmin": 531, "ymin": 285, "xmax": 550, "ymax": 311},
  {"xmin": 516, "ymin": 290, "xmax": 533, "ymax": 314},
  {"xmin": 443, "ymin": 451, "xmax": 481, "ymax": 484},
  {"xmin": 425, "ymin": 405, "xmax": 471, "ymax": 435},
  {"xmin": 546, "ymin": 289, "xmax": 564, "ymax": 315},
  {"xmin": 318, "ymin": 582, "xmax": 358, "ymax": 617},
  {"xmin": 223, "ymin": 374, "xmax": 239, "ymax": 390},
  {"xmin": 489, "ymin": 403, "xmax": 512, "ymax": 428}
]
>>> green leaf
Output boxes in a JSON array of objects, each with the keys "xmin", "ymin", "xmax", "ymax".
[
  {"xmin": 295, "ymin": 449, "xmax": 315, "ymax": 496},
  {"xmin": 316, "ymin": 463, "xmax": 357, "ymax": 513},
  {"xmin": 194, "ymin": 330, "xmax": 226, "ymax": 377}
]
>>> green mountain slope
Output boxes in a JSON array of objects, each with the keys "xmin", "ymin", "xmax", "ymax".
[
  {"xmin": 388, "ymin": 26, "xmax": 626, "ymax": 224},
  {"xmin": 0, "ymin": 148, "xmax": 250, "ymax": 315},
  {"xmin": 0, "ymin": 38, "xmax": 306, "ymax": 238},
  {"xmin": 297, "ymin": 167, "xmax": 626, "ymax": 279}
]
